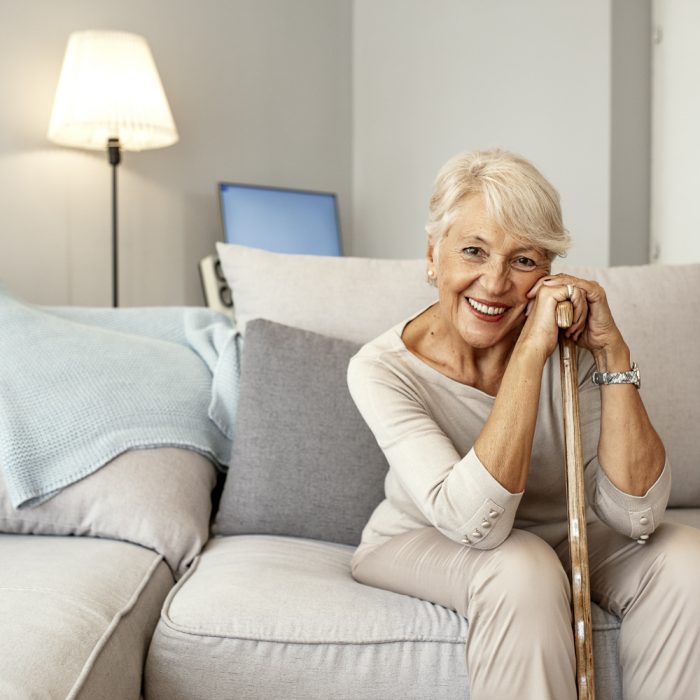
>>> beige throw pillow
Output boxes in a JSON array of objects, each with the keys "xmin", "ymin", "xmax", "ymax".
[{"xmin": 216, "ymin": 242, "xmax": 437, "ymax": 343}]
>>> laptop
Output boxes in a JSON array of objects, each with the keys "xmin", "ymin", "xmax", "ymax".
[{"xmin": 199, "ymin": 183, "xmax": 342, "ymax": 311}]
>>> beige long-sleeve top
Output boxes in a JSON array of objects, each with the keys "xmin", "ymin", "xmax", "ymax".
[{"xmin": 347, "ymin": 315, "xmax": 671, "ymax": 553}]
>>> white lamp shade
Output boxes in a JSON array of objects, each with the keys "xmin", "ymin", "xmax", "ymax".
[{"xmin": 48, "ymin": 30, "xmax": 178, "ymax": 151}]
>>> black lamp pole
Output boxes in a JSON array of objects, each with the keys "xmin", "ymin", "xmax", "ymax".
[{"xmin": 108, "ymin": 137, "xmax": 121, "ymax": 307}]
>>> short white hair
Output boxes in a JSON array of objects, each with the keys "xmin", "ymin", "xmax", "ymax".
[{"xmin": 426, "ymin": 149, "xmax": 570, "ymax": 260}]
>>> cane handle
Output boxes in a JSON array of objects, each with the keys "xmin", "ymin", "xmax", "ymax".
[{"xmin": 557, "ymin": 300, "xmax": 574, "ymax": 329}]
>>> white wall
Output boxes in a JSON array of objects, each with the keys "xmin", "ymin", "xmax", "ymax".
[
  {"xmin": 651, "ymin": 0, "xmax": 700, "ymax": 264},
  {"xmin": 0, "ymin": 0, "xmax": 352, "ymax": 306},
  {"xmin": 0, "ymin": 1, "xmax": 660, "ymax": 307},
  {"xmin": 352, "ymin": 0, "xmax": 651, "ymax": 267}
]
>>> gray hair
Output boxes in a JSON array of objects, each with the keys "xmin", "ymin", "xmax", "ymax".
[{"xmin": 425, "ymin": 149, "xmax": 570, "ymax": 260}]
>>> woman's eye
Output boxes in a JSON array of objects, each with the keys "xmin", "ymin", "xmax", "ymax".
[
  {"xmin": 462, "ymin": 246, "xmax": 482, "ymax": 257},
  {"xmin": 514, "ymin": 256, "xmax": 536, "ymax": 269}
]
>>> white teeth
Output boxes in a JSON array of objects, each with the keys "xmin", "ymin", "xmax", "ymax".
[{"xmin": 467, "ymin": 298, "xmax": 507, "ymax": 315}]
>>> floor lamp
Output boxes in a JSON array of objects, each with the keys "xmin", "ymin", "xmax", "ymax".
[{"xmin": 47, "ymin": 30, "xmax": 178, "ymax": 307}]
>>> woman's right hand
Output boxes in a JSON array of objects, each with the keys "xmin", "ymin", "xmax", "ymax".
[{"xmin": 516, "ymin": 278, "xmax": 589, "ymax": 361}]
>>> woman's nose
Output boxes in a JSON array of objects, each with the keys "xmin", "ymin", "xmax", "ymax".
[{"xmin": 481, "ymin": 260, "xmax": 511, "ymax": 296}]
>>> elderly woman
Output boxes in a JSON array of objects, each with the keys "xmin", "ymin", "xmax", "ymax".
[{"xmin": 348, "ymin": 149, "xmax": 700, "ymax": 699}]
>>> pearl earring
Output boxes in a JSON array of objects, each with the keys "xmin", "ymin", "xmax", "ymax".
[{"xmin": 427, "ymin": 269, "xmax": 435, "ymax": 278}]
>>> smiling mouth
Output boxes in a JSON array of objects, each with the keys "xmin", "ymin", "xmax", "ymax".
[{"xmin": 466, "ymin": 297, "xmax": 509, "ymax": 316}]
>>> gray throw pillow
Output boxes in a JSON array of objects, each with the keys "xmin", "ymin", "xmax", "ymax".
[{"xmin": 214, "ymin": 319, "xmax": 389, "ymax": 545}]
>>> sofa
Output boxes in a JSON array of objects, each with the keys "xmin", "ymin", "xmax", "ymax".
[{"xmin": 1, "ymin": 243, "xmax": 699, "ymax": 700}]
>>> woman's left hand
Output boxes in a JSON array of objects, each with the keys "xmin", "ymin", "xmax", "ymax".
[{"xmin": 526, "ymin": 273, "xmax": 624, "ymax": 355}]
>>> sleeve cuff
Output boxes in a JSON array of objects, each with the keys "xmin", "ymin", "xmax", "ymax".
[
  {"xmin": 447, "ymin": 449, "xmax": 523, "ymax": 549},
  {"xmin": 594, "ymin": 459, "xmax": 671, "ymax": 539}
]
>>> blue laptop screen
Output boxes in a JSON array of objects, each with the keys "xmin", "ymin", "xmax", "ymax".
[{"xmin": 218, "ymin": 183, "xmax": 341, "ymax": 256}]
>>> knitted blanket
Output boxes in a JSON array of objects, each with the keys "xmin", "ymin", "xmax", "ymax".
[{"xmin": 0, "ymin": 291, "xmax": 240, "ymax": 508}]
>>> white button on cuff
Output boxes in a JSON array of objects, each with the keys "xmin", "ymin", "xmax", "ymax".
[
  {"xmin": 462, "ymin": 536, "xmax": 471, "ymax": 545},
  {"xmin": 472, "ymin": 530, "xmax": 483, "ymax": 539},
  {"xmin": 481, "ymin": 520, "xmax": 491, "ymax": 529},
  {"xmin": 640, "ymin": 516, "xmax": 649, "ymax": 526},
  {"xmin": 488, "ymin": 510, "xmax": 499, "ymax": 518},
  {"xmin": 639, "ymin": 534, "xmax": 649, "ymax": 540}
]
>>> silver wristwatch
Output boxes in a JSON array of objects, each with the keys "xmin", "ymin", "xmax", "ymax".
[{"xmin": 591, "ymin": 362, "xmax": 640, "ymax": 389}]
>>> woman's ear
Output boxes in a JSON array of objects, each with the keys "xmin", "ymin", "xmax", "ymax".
[
  {"xmin": 426, "ymin": 237, "xmax": 439, "ymax": 268},
  {"xmin": 426, "ymin": 239, "xmax": 438, "ymax": 285}
]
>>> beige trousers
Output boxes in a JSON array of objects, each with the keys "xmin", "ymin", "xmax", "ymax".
[{"xmin": 351, "ymin": 521, "xmax": 700, "ymax": 700}]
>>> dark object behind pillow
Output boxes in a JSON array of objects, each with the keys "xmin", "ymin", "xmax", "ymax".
[{"xmin": 214, "ymin": 319, "xmax": 388, "ymax": 545}]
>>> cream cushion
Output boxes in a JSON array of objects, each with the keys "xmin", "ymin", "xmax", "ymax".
[{"xmin": 216, "ymin": 242, "xmax": 437, "ymax": 343}]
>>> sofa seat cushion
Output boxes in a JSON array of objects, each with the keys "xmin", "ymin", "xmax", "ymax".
[
  {"xmin": 145, "ymin": 534, "xmax": 466, "ymax": 700},
  {"xmin": 0, "ymin": 534, "xmax": 173, "ymax": 700},
  {"xmin": 145, "ymin": 535, "xmax": 622, "ymax": 700}
]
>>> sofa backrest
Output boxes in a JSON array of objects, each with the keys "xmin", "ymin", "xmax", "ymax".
[
  {"xmin": 218, "ymin": 243, "xmax": 700, "ymax": 509},
  {"xmin": 557, "ymin": 263, "xmax": 700, "ymax": 507}
]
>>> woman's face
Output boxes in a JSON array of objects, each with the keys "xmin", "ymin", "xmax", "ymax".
[{"xmin": 429, "ymin": 193, "xmax": 550, "ymax": 350}]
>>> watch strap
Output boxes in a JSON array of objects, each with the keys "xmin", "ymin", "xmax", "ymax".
[{"xmin": 591, "ymin": 361, "xmax": 640, "ymax": 388}]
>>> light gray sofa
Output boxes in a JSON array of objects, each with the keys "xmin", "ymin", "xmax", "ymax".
[{"xmin": 2, "ymin": 245, "xmax": 699, "ymax": 699}]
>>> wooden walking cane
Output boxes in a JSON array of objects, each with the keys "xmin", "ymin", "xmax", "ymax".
[{"xmin": 556, "ymin": 299, "xmax": 595, "ymax": 699}]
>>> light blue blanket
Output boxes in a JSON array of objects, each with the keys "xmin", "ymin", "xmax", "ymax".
[{"xmin": 0, "ymin": 291, "xmax": 241, "ymax": 508}]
